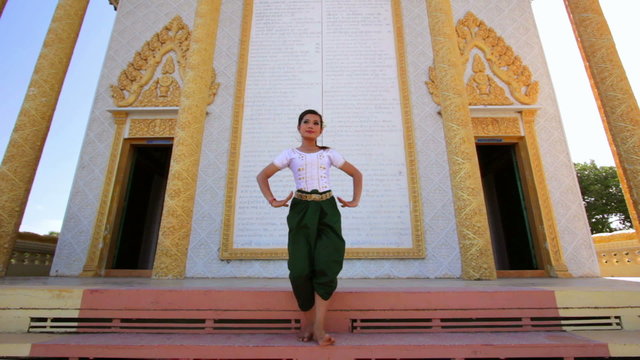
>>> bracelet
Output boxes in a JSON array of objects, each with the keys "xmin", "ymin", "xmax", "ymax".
[{"xmin": 268, "ymin": 198, "xmax": 276, "ymax": 205}]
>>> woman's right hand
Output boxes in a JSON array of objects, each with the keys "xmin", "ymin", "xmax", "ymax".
[{"xmin": 270, "ymin": 191, "xmax": 294, "ymax": 207}]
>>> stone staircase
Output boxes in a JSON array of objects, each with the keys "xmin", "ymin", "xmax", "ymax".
[{"xmin": 1, "ymin": 277, "xmax": 639, "ymax": 359}]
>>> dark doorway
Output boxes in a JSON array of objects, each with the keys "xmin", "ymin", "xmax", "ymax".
[
  {"xmin": 477, "ymin": 144, "xmax": 537, "ymax": 271},
  {"xmin": 111, "ymin": 145, "xmax": 172, "ymax": 270}
]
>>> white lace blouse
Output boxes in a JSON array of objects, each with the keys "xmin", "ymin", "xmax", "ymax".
[{"xmin": 273, "ymin": 148, "xmax": 346, "ymax": 192}]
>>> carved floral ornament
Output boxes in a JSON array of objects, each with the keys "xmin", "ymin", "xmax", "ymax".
[
  {"xmin": 111, "ymin": 16, "xmax": 219, "ymax": 107},
  {"xmin": 426, "ymin": 12, "xmax": 539, "ymax": 106}
]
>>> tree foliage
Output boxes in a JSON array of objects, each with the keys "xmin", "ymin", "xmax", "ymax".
[{"xmin": 574, "ymin": 160, "xmax": 632, "ymax": 234}]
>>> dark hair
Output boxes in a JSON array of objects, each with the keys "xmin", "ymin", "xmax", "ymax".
[
  {"xmin": 297, "ymin": 109, "xmax": 323, "ymax": 128},
  {"xmin": 297, "ymin": 109, "xmax": 329, "ymax": 149}
]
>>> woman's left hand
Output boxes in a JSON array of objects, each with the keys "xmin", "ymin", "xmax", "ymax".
[{"xmin": 337, "ymin": 196, "xmax": 359, "ymax": 208}]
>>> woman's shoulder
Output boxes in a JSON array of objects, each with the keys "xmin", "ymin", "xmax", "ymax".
[
  {"xmin": 324, "ymin": 148, "xmax": 346, "ymax": 166},
  {"xmin": 276, "ymin": 148, "xmax": 296, "ymax": 156},
  {"xmin": 324, "ymin": 147, "xmax": 342, "ymax": 156},
  {"xmin": 273, "ymin": 148, "xmax": 297, "ymax": 168}
]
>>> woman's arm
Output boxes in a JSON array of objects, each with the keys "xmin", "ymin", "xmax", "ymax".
[
  {"xmin": 337, "ymin": 161, "xmax": 362, "ymax": 208},
  {"xmin": 257, "ymin": 163, "xmax": 293, "ymax": 207}
]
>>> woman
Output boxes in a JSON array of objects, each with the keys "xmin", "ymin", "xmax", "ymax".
[{"xmin": 256, "ymin": 109, "xmax": 362, "ymax": 346}]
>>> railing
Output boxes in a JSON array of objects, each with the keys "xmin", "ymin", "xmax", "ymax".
[
  {"xmin": 6, "ymin": 232, "xmax": 57, "ymax": 276},
  {"xmin": 593, "ymin": 230, "xmax": 640, "ymax": 277}
]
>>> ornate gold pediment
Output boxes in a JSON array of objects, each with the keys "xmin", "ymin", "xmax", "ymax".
[
  {"xmin": 111, "ymin": 16, "xmax": 219, "ymax": 107},
  {"xmin": 427, "ymin": 11, "xmax": 539, "ymax": 106},
  {"xmin": 466, "ymin": 54, "xmax": 513, "ymax": 105}
]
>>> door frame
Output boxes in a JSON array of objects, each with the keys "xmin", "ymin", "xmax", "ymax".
[
  {"xmin": 475, "ymin": 138, "xmax": 547, "ymax": 278},
  {"xmin": 100, "ymin": 138, "xmax": 173, "ymax": 277},
  {"xmin": 470, "ymin": 108, "xmax": 571, "ymax": 278}
]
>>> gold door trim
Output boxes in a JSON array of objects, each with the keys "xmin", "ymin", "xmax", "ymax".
[{"xmin": 473, "ymin": 109, "xmax": 571, "ymax": 278}]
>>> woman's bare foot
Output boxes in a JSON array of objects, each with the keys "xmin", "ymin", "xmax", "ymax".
[
  {"xmin": 314, "ymin": 331, "xmax": 335, "ymax": 346},
  {"xmin": 298, "ymin": 310, "xmax": 315, "ymax": 342},
  {"xmin": 297, "ymin": 328, "xmax": 313, "ymax": 342}
]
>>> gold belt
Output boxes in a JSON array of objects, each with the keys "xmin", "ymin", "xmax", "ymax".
[{"xmin": 294, "ymin": 191, "xmax": 333, "ymax": 201}]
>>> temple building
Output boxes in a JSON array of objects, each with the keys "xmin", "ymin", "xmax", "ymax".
[
  {"xmin": 1, "ymin": 0, "xmax": 639, "ymax": 281},
  {"xmin": 3, "ymin": 1, "xmax": 640, "ymax": 359}
]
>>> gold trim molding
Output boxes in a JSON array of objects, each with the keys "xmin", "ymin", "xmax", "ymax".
[
  {"xmin": 110, "ymin": 16, "xmax": 219, "ymax": 108},
  {"xmin": 128, "ymin": 118, "xmax": 177, "ymax": 138},
  {"xmin": 520, "ymin": 109, "xmax": 570, "ymax": 277},
  {"xmin": 472, "ymin": 117, "xmax": 520, "ymax": 137},
  {"xmin": 427, "ymin": 11, "xmax": 539, "ymax": 106},
  {"xmin": 220, "ymin": 0, "xmax": 424, "ymax": 260},
  {"xmin": 81, "ymin": 111, "xmax": 128, "ymax": 276},
  {"xmin": 593, "ymin": 230, "xmax": 639, "ymax": 245},
  {"xmin": 389, "ymin": 0, "xmax": 425, "ymax": 259}
]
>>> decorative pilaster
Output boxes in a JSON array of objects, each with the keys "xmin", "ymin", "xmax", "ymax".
[
  {"xmin": 0, "ymin": 0, "xmax": 89, "ymax": 277},
  {"xmin": 152, "ymin": 0, "xmax": 222, "ymax": 278},
  {"xmin": 81, "ymin": 112, "xmax": 128, "ymax": 277},
  {"xmin": 565, "ymin": 0, "xmax": 640, "ymax": 231},
  {"xmin": 522, "ymin": 109, "xmax": 571, "ymax": 277},
  {"xmin": 426, "ymin": 0, "xmax": 496, "ymax": 279},
  {"xmin": 0, "ymin": 0, "xmax": 7, "ymax": 18}
]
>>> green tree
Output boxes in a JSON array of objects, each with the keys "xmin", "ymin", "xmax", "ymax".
[{"xmin": 574, "ymin": 160, "xmax": 633, "ymax": 234}]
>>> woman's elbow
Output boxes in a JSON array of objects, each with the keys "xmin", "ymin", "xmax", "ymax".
[{"xmin": 354, "ymin": 169, "xmax": 363, "ymax": 181}]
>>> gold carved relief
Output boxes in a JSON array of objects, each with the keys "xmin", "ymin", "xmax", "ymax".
[
  {"xmin": 427, "ymin": 11, "xmax": 539, "ymax": 106},
  {"xmin": 152, "ymin": 0, "xmax": 223, "ymax": 279},
  {"xmin": 110, "ymin": 16, "xmax": 219, "ymax": 108},
  {"xmin": 136, "ymin": 58, "xmax": 182, "ymax": 107},
  {"xmin": 466, "ymin": 55, "xmax": 513, "ymax": 105},
  {"xmin": 471, "ymin": 117, "xmax": 520, "ymax": 136},
  {"xmin": 128, "ymin": 118, "xmax": 176, "ymax": 138},
  {"xmin": 426, "ymin": 0, "xmax": 496, "ymax": 280}
]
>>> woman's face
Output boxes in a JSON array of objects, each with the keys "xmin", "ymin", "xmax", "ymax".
[{"xmin": 298, "ymin": 114, "xmax": 323, "ymax": 140}]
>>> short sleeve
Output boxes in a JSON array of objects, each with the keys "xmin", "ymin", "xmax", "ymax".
[
  {"xmin": 272, "ymin": 149, "xmax": 291, "ymax": 169},
  {"xmin": 327, "ymin": 149, "xmax": 346, "ymax": 168}
]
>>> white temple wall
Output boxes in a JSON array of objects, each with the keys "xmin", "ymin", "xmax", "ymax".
[{"xmin": 187, "ymin": 0, "xmax": 462, "ymax": 278}]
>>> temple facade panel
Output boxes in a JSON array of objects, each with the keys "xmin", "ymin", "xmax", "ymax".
[
  {"xmin": 451, "ymin": 0, "xmax": 598, "ymax": 276},
  {"xmin": 51, "ymin": 0, "xmax": 199, "ymax": 275},
  {"xmin": 50, "ymin": 0, "xmax": 599, "ymax": 278}
]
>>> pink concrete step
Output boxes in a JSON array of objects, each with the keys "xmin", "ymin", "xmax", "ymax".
[
  {"xmin": 25, "ymin": 286, "xmax": 624, "ymax": 334},
  {"xmin": 3, "ymin": 278, "xmax": 640, "ymax": 358},
  {"xmin": 24, "ymin": 331, "xmax": 611, "ymax": 359},
  {"xmin": 23, "ymin": 286, "xmax": 565, "ymax": 334}
]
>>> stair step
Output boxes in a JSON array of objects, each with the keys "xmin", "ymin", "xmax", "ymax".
[
  {"xmin": 5, "ymin": 330, "xmax": 637, "ymax": 359},
  {"xmin": 14, "ymin": 286, "xmax": 635, "ymax": 334},
  {"xmin": 2, "ymin": 277, "xmax": 640, "ymax": 358}
]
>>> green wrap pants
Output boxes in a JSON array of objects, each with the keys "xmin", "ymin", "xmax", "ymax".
[{"xmin": 287, "ymin": 190, "xmax": 345, "ymax": 311}]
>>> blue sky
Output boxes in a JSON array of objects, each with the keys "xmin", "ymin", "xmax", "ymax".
[{"xmin": 0, "ymin": 0, "xmax": 638, "ymax": 235}]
